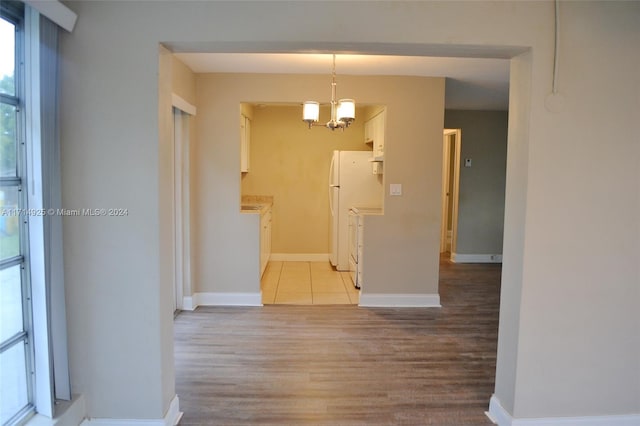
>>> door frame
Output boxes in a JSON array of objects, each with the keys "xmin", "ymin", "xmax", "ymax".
[
  {"xmin": 440, "ymin": 129, "xmax": 461, "ymax": 257},
  {"xmin": 172, "ymin": 95, "xmax": 196, "ymax": 312}
]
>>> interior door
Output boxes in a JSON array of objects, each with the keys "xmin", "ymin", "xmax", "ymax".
[{"xmin": 440, "ymin": 129, "xmax": 461, "ymax": 257}]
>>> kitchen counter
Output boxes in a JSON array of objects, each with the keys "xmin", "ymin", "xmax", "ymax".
[
  {"xmin": 350, "ymin": 206, "xmax": 383, "ymax": 215},
  {"xmin": 240, "ymin": 203, "xmax": 270, "ymax": 214},
  {"xmin": 240, "ymin": 195, "xmax": 273, "ymax": 214}
]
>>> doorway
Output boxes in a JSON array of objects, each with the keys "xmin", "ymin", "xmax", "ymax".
[
  {"xmin": 172, "ymin": 105, "xmax": 194, "ymax": 313},
  {"xmin": 440, "ymin": 129, "xmax": 461, "ymax": 260}
]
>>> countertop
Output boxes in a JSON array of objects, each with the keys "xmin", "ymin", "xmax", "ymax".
[
  {"xmin": 240, "ymin": 203, "xmax": 271, "ymax": 214},
  {"xmin": 240, "ymin": 195, "xmax": 273, "ymax": 214},
  {"xmin": 350, "ymin": 206, "xmax": 383, "ymax": 215}
]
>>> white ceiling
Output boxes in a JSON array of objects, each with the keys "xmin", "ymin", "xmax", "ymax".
[{"xmin": 175, "ymin": 53, "xmax": 510, "ymax": 111}]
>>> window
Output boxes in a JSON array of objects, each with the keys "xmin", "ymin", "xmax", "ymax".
[{"xmin": 0, "ymin": 3, "xmax": 35, "ymax": 425}]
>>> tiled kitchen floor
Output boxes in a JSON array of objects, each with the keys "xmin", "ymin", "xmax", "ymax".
[{"xmin": 261, "ymin": 261, "xmax": 359, "ymax": 305}]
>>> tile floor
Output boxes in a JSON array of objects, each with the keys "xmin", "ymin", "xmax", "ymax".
[{"xmin": 261, "ymin": 261, "xmax": 359, "ymax": 305}]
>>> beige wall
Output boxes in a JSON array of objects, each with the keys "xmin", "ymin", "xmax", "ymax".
[
  {"xmin": 241, "ymin": 105, "xmax": 370, "ymax": 254},
  {"xmin": 58, "ymin": 0, "xmax": 639, "ymax": 423},
  {"xmin": 194, "ymin": 73, "xmax": 443, "ymax": 296},
  {"xmin": 171, "ymin": 55, "xmax": 196, "ymax": 106}
]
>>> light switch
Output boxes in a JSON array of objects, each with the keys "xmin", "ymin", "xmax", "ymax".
[
  {"xmin": 390, "ymin": 183, "xmax": 402, "ymax": 196},
  {"xmin": 464, "ymin": 158, "xmax": 472, "ymax": 167}
]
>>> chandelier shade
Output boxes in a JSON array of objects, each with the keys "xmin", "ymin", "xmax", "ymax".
[
  {"xmin": 337, "ymin": 99, "xmax": 355, "ymax": 122},
  {"xmin": 302, "ymin": 55, "xmax": 355, "ymax": 131},
  {"xmin": 302, "ymin": 101, "xmax": 320, "ymax": 123}
]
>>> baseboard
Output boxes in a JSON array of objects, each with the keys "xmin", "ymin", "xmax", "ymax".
[
  {"xmin": 488, "ymin": 396, "xmax": 512, "ymax": 425},
  {"xmin": 164, "ymin": 395, "xmax": 183, "ymax": 426},
  {"xmin": 452, "ymin": 253, "xmax": 502, "ymax": 263},
  {"xmin": 81, "ymin": 395, "xmax": 181, "ymax": 426},
  {"xmin": 183, "ymin": 292, "xmax": 262, "ymax": 309},
  {"xmin": 488, "ymin": 394, "xmax": 640, "ymax": 426},
  {"xmin": 270, "ymin": 253, "xmax": 329, "ymax": 262},
  {"xmin": 182, "ymin": 295, "xmax": 195, "ymax": 311},
  {"xmin": 358, "ymin": 293, "xmax": 441, "ymax": 307}
]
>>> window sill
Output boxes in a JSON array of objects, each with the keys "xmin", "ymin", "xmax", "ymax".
[{"xmin": 26, "ymin": 394, "xmax": 85, "ymax": 426}]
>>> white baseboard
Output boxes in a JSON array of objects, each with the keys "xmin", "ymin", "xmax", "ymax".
[
  {"xmin": 488, "ymin": 395, "xmax": 511, "ymax": 425},
  {"xmin": 270, "ymin": 253, "xmax": 329, "ymax": 262},
  {"xmin": 488, "ymin": 395, "xmax": 640, "ymax": 426},
  {"xmin": 182, "ymin": 295, "xmax": 195, "ymax": 311},
  {"xmin": 81, "ymin": 395, "xmax": 181, "ymax": 426},
  {"xmin": 452, "ymin": 253, "xmax": 502, "ymax": 263},
  {"xmin": 182, "ymin": 292, "xmax": 262, "ymax": 309},
  {"xmin": 358, "ymin": 293, "xmax": 441, "ymax": 307},
  {"xmin": 164, "ymin": 395, "xmax": 183, "ymax": 426}
]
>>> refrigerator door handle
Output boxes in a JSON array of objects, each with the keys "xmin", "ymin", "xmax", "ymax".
[
  {"xmin": 329, "ymin": 186, "xmax": 335, "ymax": 217},
  {"xmin": 329, "ymin": 154, "xmax": 336, "ymax": 186},
  {"xmin": 329, "ymin": 154, "xmax": 337, "ymax": 217}
]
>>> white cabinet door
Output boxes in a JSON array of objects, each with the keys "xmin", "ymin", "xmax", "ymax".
[
  {"xmin": 260, "ymin": 207, "xmax": 272, "ymax": 276},
  {"xmin": 240, "ymin": 114, "xmax": 251, "ymax": 172},
  {"xmin": 364, "ymin": 110, "xmax": 386, "ymax": 159},
  {"xmin": 373, "ymin": 110, "xmax": 385, "ymax": 158},
  {"xmin": 364, "ymin": 118, "xmax": 373, "ymax": 144}
]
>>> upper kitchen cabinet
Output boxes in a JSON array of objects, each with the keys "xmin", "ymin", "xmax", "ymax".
[
  {"xmin": 240, "ymin": 113, "xmax": 251, "ymax": 172},
  {"xmin": 364, "ymin": 108, "xmax": 386, "ymax": 161}
]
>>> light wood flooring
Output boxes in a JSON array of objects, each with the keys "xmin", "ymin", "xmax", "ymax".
[
  {"xmin": 261, "ymin": 261, "xmax": 359, "ymax": 305},
  {"xmin": 174, "ymin": 258, "xmax": 501, "ymax": 425}
]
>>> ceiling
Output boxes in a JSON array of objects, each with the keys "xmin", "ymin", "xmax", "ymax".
[{"xmin": 175, "ymin": 53, "xmax": 510, "ymax": 111}]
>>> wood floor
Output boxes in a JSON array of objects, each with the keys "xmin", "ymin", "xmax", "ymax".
[{"xmin": 174, "ymin": 258, "xmax": 501, "ymax": 425}]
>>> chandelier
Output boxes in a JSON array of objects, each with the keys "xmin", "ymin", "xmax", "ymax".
[{"xmin": 302, "ymin": 54, "xmax": 355, "ymax": 131}]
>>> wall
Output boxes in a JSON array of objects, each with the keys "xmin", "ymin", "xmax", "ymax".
[
  {"xmin": 193, "ymin": 73, "xmax": 443, "ymax": 295},
  {"xmin": 58, "ymin": 0, "xmax": 639, "ymax": 423},
  {"xmin": 510, "ymin": 2, "xmax": 639, "ymax": 417},
  {"xmin": 171, "ymin": 55, "xmax": 196, "ymax": 105},
  {"xmin": 494, "ymin": 50, "xmax": 531, "ymax": 416},
  {"xmin": 241, "ymin": 105, "xmax": 370, "ymax": 255},
  {"xmin": 444, "ymin": 110, "xmax": 508, "ymax": 257}
]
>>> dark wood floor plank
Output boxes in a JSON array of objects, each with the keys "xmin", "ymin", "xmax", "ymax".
[{"xmin": 175, "ymin": 259, "xmax": 500, "ymax": 425}]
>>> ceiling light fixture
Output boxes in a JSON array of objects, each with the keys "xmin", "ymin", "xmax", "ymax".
[{"xmin": 302, "ymin": 54, "xmax": 355, "ymax": 131}]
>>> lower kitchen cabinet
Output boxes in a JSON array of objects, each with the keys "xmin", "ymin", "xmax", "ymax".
[{"xmin": 260, "ymin": 207, "xmax": 272, "ymax": 276}]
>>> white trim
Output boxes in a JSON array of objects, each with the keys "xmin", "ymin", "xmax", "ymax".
[
  {"xmin": 163, "ymin": 395, "xmax": 183, "ymax": 426},
  {"xmin": 182, "ymin": 295, "xmax": 196, "ymax": 311},
  {"xmin": 451, "ymin": 253, "xmax": 502, "ymax": 263},
  {"xmin": 80, "ymin": 395, "xmax": 182, "ymax": 426},
  {"xmin": 24, "ymin": 8, "xmax": 54, "ymax": 416},
  {"xmin": 172, "ymin": 108, "xmax": 192, "ymax": 312},
  {"xmin": 27, "ymin": 394, "xmax": 86, "ymax": 426},
  {"xmin": 270, "ymin": 253, "xmax": 329, "ymax": 262},
  {"xmin": 488, "ymin": 395, "xmax": 512, "ymax": 425},
  {"xmin": 358, "ymin": 293, "xmax": 441, "ymax": 307},
  {"xmin": 24, "ymin": 1, "xmax": 77, "ymax": 32},
  {"xmin": 171, "ymin": 93, "xmax": 197, "ymax": 116},
  {"xmin": 182, "ymin": 292, "xmax": 263, "ymax": 308},
  {"xmin": 488, "ymin": 395, "xmax": 640, "ymax": 426}
]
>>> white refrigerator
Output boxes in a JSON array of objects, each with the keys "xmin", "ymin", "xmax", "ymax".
[{"xmin": 329, "ymin": 150, "xmax": 382, "ymax": 270}]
